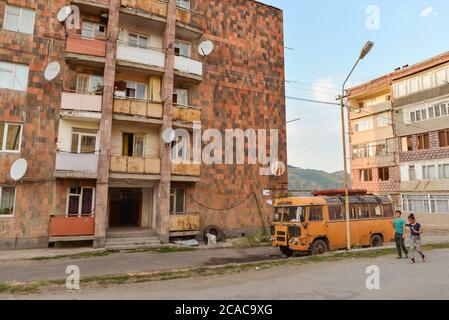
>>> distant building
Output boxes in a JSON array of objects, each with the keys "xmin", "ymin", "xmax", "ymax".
[{"xmin": 348, "ymin": 51, "xmax": 449, "ymax": 230}]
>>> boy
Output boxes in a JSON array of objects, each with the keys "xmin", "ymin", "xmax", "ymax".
[
  {"xmin": 392, "ymin": 210, "xmax": 408, "ymax": 259},
  {"xmin": 406, "ymin": 214, "xmax": 426, "ymax": 264}
]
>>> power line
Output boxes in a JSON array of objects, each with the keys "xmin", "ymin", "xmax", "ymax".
[{"xmin": 286, "ymin": 96, "xmax": 340, "ymax": 106}]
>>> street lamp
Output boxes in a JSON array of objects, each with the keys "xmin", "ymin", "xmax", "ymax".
[{"xmin": 339, "ymin": 41, "xmax": 374, "ymax": 251}]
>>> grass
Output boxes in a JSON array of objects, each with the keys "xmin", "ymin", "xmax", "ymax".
[
  {"xmin": 4, "ymin": 242, "xmax": 449, "ymax": 296},
  {"xmin": 231, "ymin": 232, "xmax": 271, "ymax": 249}
]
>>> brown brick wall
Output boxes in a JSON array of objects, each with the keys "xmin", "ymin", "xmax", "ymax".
[{"xmin": 398, "ymin": 131, "xmax": 449, "ymax": 162}]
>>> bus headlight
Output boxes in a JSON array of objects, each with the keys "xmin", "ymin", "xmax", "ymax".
[{"xmin": 290, "ymin": 238, "xmax": 299, "ymax": 245}]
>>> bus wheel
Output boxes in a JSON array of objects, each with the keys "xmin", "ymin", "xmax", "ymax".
[
  {"xmin": 279, "ymin": 246, "xmax": 294, "ymax": 257},
  {"xmin": 370, "ymin": 235, "xmax": 384, "ymax": 248},
  {"xmin": 311, "ymin": 239, "xmax": 329, "ymax": 255}
]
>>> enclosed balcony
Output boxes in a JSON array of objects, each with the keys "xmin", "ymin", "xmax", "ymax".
[
  {"xmin": 174, "ymin": 55, "xmax": 203, "ymax": 81},
  {"xmin": 172, "ymin": 162, "xmax": 200, "ymax": 177},
  {"xmin": 49, "ymin": 215, "xmax": 95, "ymax": 242},
  {"xmin": 55, "ymin": 152, "xmax": 99, "ymax": 179},
  {"xmin": 120, "ymin": 0, "xmax": 168, "ymax": 19},
  {"xmin": 114, "ymin": 97, "xmax": 163, "ymax": 120},
  {"xmin": 60, "ymin": 92, "xmax": 103, "ymax": 120},
  {"xmin": 117, "ymin": 43, "xmax": 165, "ymax": 72},
  {"xmin": 110, "ymin": 156, "xmax": 161, "ymax": 175},
  {"xmin": 66, "ymin": 35, "xmax": 106, "ymax": 63},
  {"xmin": 172, "ymin": 105, "xmax": 201, "ymax": 123}
]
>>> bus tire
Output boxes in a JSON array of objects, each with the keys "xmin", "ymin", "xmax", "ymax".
[
  {"xmin": 370, "ymin": 234, "xmax": 384, "ymax": 248},
  {"xmin": 311, "ymin": 239, "xmax": 329, "ymax": 255},
  {"xmin": 280, "ymin": 246, "xmax": 294, "ymax": 257}
]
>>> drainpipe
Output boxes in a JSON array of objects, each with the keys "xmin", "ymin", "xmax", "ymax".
[
  {"xmin": 93, "ymin": 0, "xmax": 121, "ymax": 248},
  {"xmin": 157, "ymin": 0, "xmax": 177, "ymax": 243}
]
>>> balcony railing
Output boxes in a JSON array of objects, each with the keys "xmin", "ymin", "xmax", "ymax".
[
  {"xmin": 176, "ymin": 6, "xmax": 205, "ymax": 31},
  {"xmin": 49, "ymin": 215, "xmax": 95, "ymax": 237},
  {"xmin": 117, "ymin": 43, "xmax": 165, "ymax": 70},
  {"xmin": 55, "ymin": 152, "xmax": 99, "ymax": 176},
  {"xmin": 169, "ymin": 213, "xmax": 200, "ymax": 234},
  {"xmin": 172, "ymin": 162, "xmax": 200, "ymax": 177},
  {"xmin": 114, "ymin": 97, "xmax": 163, "ymax": 119},
  {"xmin": 61, "ymin": 92, "xmax": 102, "ymax": 113},
  {"xmin": 174, "ymin": 55, "xmax": 203, "ymax": 78},
  {"xmin": 121, "ymin": 0, "xmax": 168, "ymax": 18},
  {"xmin": 66, "ymin": 35, "xmax": 106, "ymax": 57},
  {"xmin": 110, "ymin": 156, "xmax": 161, "ymax": 175},
  {"xmin": 172, "ymin": 104, "xmax": 201, "ymax": 123}
]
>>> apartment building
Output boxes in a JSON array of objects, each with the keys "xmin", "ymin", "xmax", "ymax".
[
  {"xmin": 348, "ymin": 51, "xmax": 449, "ymax": 229},
  {"xmin": 0, "ymin": 0, "xmax": 287, "ymax": 249}
]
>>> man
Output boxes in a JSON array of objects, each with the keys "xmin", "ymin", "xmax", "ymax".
[
  {"xmin": 392, "ymin": 210, "xmax": 408, "ymax": 259},
  {"xmin": 407, "ymin": 214, "xmax": 426, "ymax": 264}
]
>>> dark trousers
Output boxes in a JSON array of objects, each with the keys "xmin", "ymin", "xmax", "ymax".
[{"xmin": 395, "ymin": 233, "xmax": 408, "ymax": 257}]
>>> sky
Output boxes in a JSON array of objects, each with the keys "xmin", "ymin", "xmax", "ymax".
[{"xmin": 258, "ymin": 0, "xmax": 449, "ymax": 173}]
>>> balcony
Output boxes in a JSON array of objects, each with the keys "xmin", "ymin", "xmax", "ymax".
[
  {"xmin": 172, "ymin": 105, "xmax": 201, "ymax": 124},
  {"xmin": 55, "ymin": 152, "xmax": 99, "ymax": 179},
  {"xmin": 66, "ymin": 35, "xmax": 106, "ymax": 61},
  {"xmin": 172, "ymin": 162, "xmax": 200, "ymax": 177},
  {"xmin": 117, "ymin": 44, "xmax": 165, "ymax": 72},
  {"xmin": 110, "ymin": 156, "xmax": 161, "ymax": 175},
  {"xmin": 349, "ymin": 100, "xmax": 392, "ymax": 120},
  {"xmin": 121, "ymin": 0, "xmax": 167, "ymax": 19},
  {"xmin": 351, "ymin": 153, "xmax": 396, "ymax": 169},
  {"xmin": 61, "ymin": 92, "xmax": 102, "ymax": 119},
  {"xmin": 114, "ymin": 97, "xmax": 163, "ymax": 120},
  {"xmin": 174, "ymin": 55, "xmax": 203, "ymax": 81},
  {"xmin": 169, "ymin": 213, "xmax": 200, "ymax": 237},
  {"xmin": 49, "ymin": 216, "xmax": 95, "ymax": 240},
  {"xmin": 72, "ymin": 0, "xmax": 110, "ymax": 10},
  {"xmin": 176, "ymin": 7, "xmax": 205, "ymax": 37}
]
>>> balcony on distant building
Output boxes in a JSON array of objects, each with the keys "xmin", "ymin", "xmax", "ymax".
[
  {"xmin": 174, "ymin": 55, "xmax": 203, "ymax": 81},
  {"xmin": 55, "ymin": 152, "xmax": 99, "ymax": 179},
  {"xmin": 66, "ymin": 34, "xmax": 107, "ymax": 59},
  {"xmin": 110, "ymin": 156, "xmax": 161, "ymax": 176},
  {"xmin": 117, "ymin": 43, "xmax": 165, "ymax": 72}
]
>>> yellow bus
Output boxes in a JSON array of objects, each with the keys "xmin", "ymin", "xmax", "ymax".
[{"xmin": 271, "ymin": 190, "xmax": 395, "ymax": 256}]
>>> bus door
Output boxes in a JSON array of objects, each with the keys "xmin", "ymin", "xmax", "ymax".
[
  {"xmin": 306, "ymin": 206, "xmax": 326, "ymax": 238},
  {"xmin": 325, "ymin": 206, "xmax": 347, "ymax": 250}
]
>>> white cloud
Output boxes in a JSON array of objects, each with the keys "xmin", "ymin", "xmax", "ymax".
[{"xmin": 420, "ymin": 7, "xmax": 435, "ymax": 18}]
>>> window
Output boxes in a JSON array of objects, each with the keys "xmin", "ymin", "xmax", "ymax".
[
  {"xmin": 360, "ymin": 169, "xmax": 373, "ymax": 182},
  {"xmin": 122, "ymin": 133, "xmax": 144, "ymax": 157},
  {"xmin": 81, "ymin": 21, "xmax": 106, "ymax": 38},
  {"xmin": 76, "ymin": 74, "xmax": 103, "ymax": 94},
  {"xmin": 354, "ymin": 118, "xmax": 373, "ymax": 132},
  {"xmin": 284, "ymin": 207, "xmax": 306, "ymax": 223},
  {"xmin": 176, "ymin": 0, "xmax": 191, "ymax": 10},
  {"xmin": 439, "ymin": 130, "xmax": 449, "ymax": 148},
  {"xmin": 170, "ymin": 188, "xmax": 185, "ymax": 214},
  {"xmin": 429, "ymin": 195, "xmax": 449, "ymax": 214},
  {"xmin": 67, "ymin": 187, "xmax": 95, "ymax": 216},
  {"xmin": 378, "ymin": 167, "xmax": 390, "ymax": 181},
  {"xmin": 402, "ymin": 195, "xmax": 430, "ymax": 213},
  {"xmin": 376, "ymin": 113, "xmax": 390, "ymax": 128},
  {"xmin": 394, "ymin": 67, "xmax": 449, "ymax": 98},
  {"xmin": 417, "ymin": 133, "xmax": 430, "ymax": 150},
  {"xmin": 0, "ymin": 61, "xmax": 29, "ymax": 91},
  {"xmin": 435, "ymin": 68, "xmax": 448, "ymax": 86},
  {"xmin": 383, "ymin": 204, "xmax": 394, "ymax": 217},
  {"xmin": 0, "ymin": 122, "xmax": 22, "ymax": 152},
  {"xmin": 438, "ymin": 164, "xmax": 449, "ymax": 179},
  {"xmin": 423, "ymin": 165, "xmax": 437, "ymax": 180},
  {"xmin": 173, "ymin": 88, "xmax": 188, "ymax": 106},
  {"xmin": 71, "ymin": 128, "xmax": 97, "ymax": 154},
  {"xmin": 309, "ymin": 207, "xmax": 323, "ymax": 221},
  {"xmin": 369, "ymin": 205, "xmax": 382, "ymax": 218},
  {"xmin": 126, "ymin": 81, "xmax": 147, "ymax": 100},
  {"xmin": 409, "ymin": 165, "xmax": 417, "ymax": 181},
  {"xmin": 0, "ymin": 186, "xmax": 16, "ymax": 216},
  {"xmin": 174, "ymin": 41, "xmax": 191, "ymax": 57},
  {"xmin": 328, "ymin": 206, "xmax": 343, "ymax": 221},
  {"xmin": 128, "ymin": 33, "xmax": 148, "ymax": 48},
  {"xmin": 3, "ymin": 5, "xmax": 35, "ymax": 34}
]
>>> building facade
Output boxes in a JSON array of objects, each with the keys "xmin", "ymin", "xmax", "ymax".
[
  {"xmin": 0, "ymin": 0, "xmax": 288, "ymax": 249},
  {"xmin": 348, "ymin": 51, "xmax": 449, "ymax": 230}
]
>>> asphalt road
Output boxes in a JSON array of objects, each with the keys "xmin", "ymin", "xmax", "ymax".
[{"xmin": 3, "ymin": 249, "xmax": 449, "ymax": 300}]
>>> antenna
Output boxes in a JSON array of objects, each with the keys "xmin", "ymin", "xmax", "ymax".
[
  {"xmin": 10, "ymin": 158, "xmax": 28, "ymax": 181},
  {"xmin": 44, "ymin": 61, "xmax": 61, "ymax": 81},
  {"xmin": 198, "ymin": 40, "xmax": 214, "ymax": 57}
]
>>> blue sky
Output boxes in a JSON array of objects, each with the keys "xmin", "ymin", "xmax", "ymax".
[{"xmin": 259, "ymin": 0, "xmax": 449, "ymax": 172}]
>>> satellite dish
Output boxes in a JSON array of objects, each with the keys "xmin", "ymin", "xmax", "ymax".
[
  {"xmin": 271, "ymin": 161, "xmax": 286, "ymax": 177},
  {"xmin": 57, "ymin": 6, "xmax": 72, "ymax": 22},
  {"xmin": 10, "ymin": 158, "xmax": 28, "ymax": 181},
  {"xmin": 198, "ymin": 40, "xmax": 214, "ymax": 57},
  {"xmin": 162, "ymin": 128, "xmax": 176, "ymax": 144},
  {"xmin": 44, "ymin": 61, "xmax": 61, "ymax": 81}
]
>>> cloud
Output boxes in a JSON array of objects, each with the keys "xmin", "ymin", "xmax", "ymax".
[{"xmin": 420, "ymin": 7, "xmax": 435, "ymax": 18}]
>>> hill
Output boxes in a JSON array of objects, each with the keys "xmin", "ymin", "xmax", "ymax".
[{"xmin": 288, "ymin": 165, "xmax": 349, "ymax": 191}]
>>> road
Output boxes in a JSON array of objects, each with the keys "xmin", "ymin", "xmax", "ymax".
[{"xmin": 3, "ymin": 249, "xmax": 449, "ymax": 300}]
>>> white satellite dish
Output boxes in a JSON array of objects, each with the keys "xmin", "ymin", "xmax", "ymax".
[
  {"xmin": 271, "ymin": 161, "xmax": 286, "ymax": 177},
  {"xmin": 162, "ymin": 128, "xmax": 176, "ymax": 144},
  {"xmin": 57, "ymin": 6, "xmax": 72, "ymax": 22},
  {"xmin": 10, "ymin": 158, "xmax": 28, "ymax": 181},
  {"xmin": 44, "ymin": 61, "xmax": 61, "ymax": 81},
  {"xmin": 198, "ymin": 40, "xmax": 214, "ymax": 57}
]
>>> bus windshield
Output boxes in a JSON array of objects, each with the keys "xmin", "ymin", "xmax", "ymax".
[
  {"xmin": 273, "ymin": 207, "xmax": 284, "ymax": 222},
  {"xmin": 284, "ymin": 206, "xmax": 306, "ymax": 223}
]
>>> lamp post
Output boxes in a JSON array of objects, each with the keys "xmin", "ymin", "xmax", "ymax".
[{"xmin": 339, "ymin": 41, "xmax": 374, "ymax": 250}]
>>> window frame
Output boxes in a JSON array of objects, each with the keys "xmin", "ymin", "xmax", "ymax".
[
  {"xmin": 176, "ymin": 0, "xmax": 191, "ymax": 11},
  {"xmin": 360, "ymin": 168, "xmax": 373, "ymax": 182},
  {"xmin": 3, "ymin": 5, "xmax": 35, "ymax": 35},
  {"xmin": 81, "ymin": 21, "xmax": 106, "ymax": 39},
  {"xmin": 0, "ymin": 186, "xmax": 17, "ymax": 217},
  {"xmin": 174, "ymin": 40, "xmax": 192, "ymax": 58},
  {"xmin": 170, "ymin": 188, "xmax": 186, "ymax": 215},
  {"xmin": 0, "ymin": 61, "xmax": 29, "ymax": 91},
  {"xmin": 439, "ymin": 130, "xmax": 449, "ymax": 148},
  {"xmin": 0, "ymin": 122, "xmax": 23, "ymax": 153},
  {"xmin": 378, "ymin": 167, "xmax": 390, "ymax": 181},
  {"xmin": 308, "ymin": 206, "xmax": 324, "ymax": 222},
  {"xmin": 122, "ymin": 132, "xmax": 145, "ymax": 157},
  {"xmin": 417, "ymin": 133, "xmax": 430, "ymax": 150},
  {"xmin": 125, "ymin": 81, "xmax": 147, "ymax": 100},
  {"xmin": 70, "ymin": 129, "xmax": 98, "ymax": 154},
  {"xmin": 66, "ymin": 187, "xmax": 96, "ymax": 217},
  {"xmin": 128, "ymin": 32, "xmax": 149, "ymax": 49}
]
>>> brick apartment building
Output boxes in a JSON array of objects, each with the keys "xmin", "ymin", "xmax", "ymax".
[
  {"xmin": 0, "ymin": 0, "xmax": 288, "ymax": 249},
  {"xmin": 348, "ymin": 51, "xmax": 449, "ymax": 230}
]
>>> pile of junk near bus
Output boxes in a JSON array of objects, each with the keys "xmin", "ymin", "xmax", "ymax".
[{"xmin": 271, "ymin": 190, "xmax": 395, "ymax": 257}]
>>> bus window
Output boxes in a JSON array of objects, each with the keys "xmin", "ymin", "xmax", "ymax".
[
  {"xmin": 284, "ymin": 207, "xmax": 305, "ymax": 223},
  {"xmin": 329, "ymin": 206, "xmax": 343, "ymax": 221},
  {"xmin": 369, "ymin": 205, "xmax": 382, "ymax": 218},
  {"xmin": 383, "ymin": 204, "xmax": 394, "ymax": 217},
  {"xmin": 273, "ymin": 207, "xmax": 283, "ymax": 222},
  {"xmin": 350, "ymin": 206, "xmax": 358, "ymax": 220},
  {"xmin": 309, "ymin": 207, "xmax": 323, "ymax": 222},
  {"xmin": 358, "ymin": 205, "xmax": 369, "ymax": 219}
]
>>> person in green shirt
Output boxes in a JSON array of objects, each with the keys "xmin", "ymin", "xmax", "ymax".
[{"xmin": 392, "ymin": 210, "xmax": 408, "ymax": 259}]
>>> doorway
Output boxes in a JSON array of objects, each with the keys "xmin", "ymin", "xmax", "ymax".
[{"xmin": 109, "ymin": 188, "xmax": 142, "ymax": 228}]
